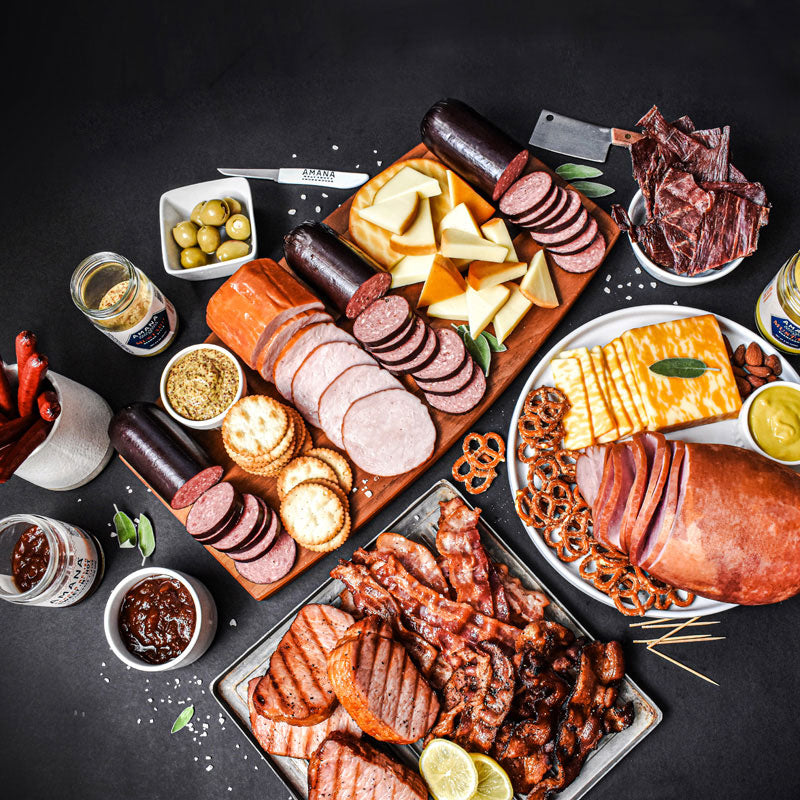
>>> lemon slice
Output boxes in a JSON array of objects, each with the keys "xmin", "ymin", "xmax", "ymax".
[
  {"xmin": 419, "ymin": 738, "xmax": 479, "ymax": 800},
  {"xmin": 469, "ymin": 753, "xmax": 514, "ymax": 800}
]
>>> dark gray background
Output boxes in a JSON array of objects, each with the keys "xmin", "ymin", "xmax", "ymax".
[{"xmin": 2, "ymin": 1, "xmax": 798, "ymax": 798}]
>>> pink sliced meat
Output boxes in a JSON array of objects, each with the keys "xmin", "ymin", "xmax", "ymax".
[
  {"xmin": 416, "ymin": 356, "xmax": 475, "ymax": 395},
  {"xmin": 171, "ymin": 466, "xmax": 224, "ymax": 510},
  {"xmin": 292, "ymin": 341, "xmax": 378, "ymax": 427},
  {"xmin": 372, "ymin": 316, "xmax": 427, "ymax": 366},
  {"xmin": 548, "ymin": 217, "xmax": 599, "ymax": 255},
  {"xmin": 423, "ymin": 365, "xmax": 486, "ymax": 414},
  {"xmin": 186, "ymin": 482, "xmax": 241, "ymax": 540},
  {"xmin": 318, "ymin": 364, "xmax": 403, "ymax": 448},
  {"xmin": 575, "ymin": 446, "xmax": 607, "ymax": 508},
  {"xmin": 211, "ymin": 493, "xmax": 264, "ymax": 552},
  {"xmin": 529, "ymin": 189, "xmax": 583, "ymax": 233},
  {"xmin": 341, "ymin": 388, "xmax": 436, "ymax": 476},
  {"xmin": 516, "ymin": 187, "xmax": 568, "ymax": 227},
  {"xmin": 352, "ymin": 295, "xmax": 412, "ymax": 347},
  {"xmin": 368, "ymin": 314, "xmax": 416, "ymax": 353},
  {"xmin": 619, "ymin": 436, "xmax": 650, "ymax": 554},
  {"xmin": 274, "ymin": 323, "xmax": 356, "ymax": 400},
  {"xmin": 392, "ymin": 324, "xmax": 439, "ymax": 374},
  {"xmin": 258, "ymin": 310, "xmax": 332, "ymax": 382},
  {"xmin": 235, "ymin": 531, "xmax": 296, "ymax": 584},
  {"xmin": 626, "ymin": 433, "xmax": 670, "ymax": 561},
  {"xmin": 591, "ymin": 445, "xmax": 617, "ymax": 530},
  {"xmin": 412, "ymin": 328, "xmax": 467, "ymax": 382},
  {"xmin": 550, "ymin": 233, "xmax": 606, "ymax": 274},
  {"xmin": 597, "ymin": 445, "xmax": 636, "ymax": 550},
  {"xmin": 532, "ymin": 207, "xmax": 589, "ymax": 245},
  {"xmin": 229, "ymin": 505, "xmax": 281, "ymax": 563},
  {"xmin": 499, "ymin": 172, "xmax": 554, "ymax": 217}
]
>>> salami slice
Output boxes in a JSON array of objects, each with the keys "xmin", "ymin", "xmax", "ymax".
[
  {"xmin": 411, "ymin": 328, "xmax": 467, "ymax": 382},
  {"xmin": 416, "ymin": 356, "xmax": 475, "ymax": 396},
  {"xmin": 528, "ymin": 190, "xmax": 583, "ymax": 233},
  {"xmin": 550, "ymin": 233, "xmax": 606, "ymax": 273},
  {"xmin": 531, "ymin": 208, "xmax": 589, "ymax": 246},
  {"xmin": 372, "ymin": 316, "xmax": 427, "ymax": 366},
  {"xmin": 211, "ymin": 493, "xmax": 264, "ymax": 552},
  {"xmin": 235, "ymin": 531, "xmax": 296, "ymax": 585},
  {"xmin": 514, "ymin": 186, "xmax": 567, "ymax": 227},
  {"xmin": 352, "ymin": 295, "xmax": 411, "ymax": 347},
  {"xmin": 499, "ymin": 172, "xmax": 554, "ymax": 217},
  {"xmin": 391, "ymin": 324, "xmax": 439, "ymax": 374},
  {"xmin": 423, "ymin": 365, "xmax": 486, "ymax": 414},
  {"xmin": 186, "ymin": 482, "xmax": 242, "ymax": 540},
  {"xmin": 548, "ymin": 217, "xmax": 599, "ymax": 255}
]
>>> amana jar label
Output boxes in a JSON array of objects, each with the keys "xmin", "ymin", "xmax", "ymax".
[
  {"xmin": 46, "ymin": 526, "xmax": 102, "ymax": 607},
  {"xmin": 756, "ymin": 274, "xmax": 800, "ymax": 354},
  {"xmin": 102, "ymin": 285, "xmax": 177, "ymax": 355}
]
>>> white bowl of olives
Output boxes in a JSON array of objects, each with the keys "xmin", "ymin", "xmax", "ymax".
[{"xmin": 159, "ymin": 177, "xmax": 257, "ymax": 281}]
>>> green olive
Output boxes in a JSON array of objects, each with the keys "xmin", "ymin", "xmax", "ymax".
[
  {"xmin": 196, "ymin": 225, "xmax": 221, "ymax": 254},
  {"xmin": 180, "ymin": 247, "xmax": 209, "ymax": 269},
  {"xmin": 172, "ymin": 220, "xmax": 198, "ymax": 248},
  {"xmin": 190, "ymin": 202, "xmax": 205, "ymax": 226},
  {"xmin": 216, "ymin": 240, "xmax": 250, "ymax": 261},
  {"xmin": 225, "ymin": 214, "xmax": 251, "ymax": 241},
  {"xmin": 199, "ymin": 198, "xmax": 230, "ymax": 226},
  {"xmin": 223, "ymin": 196, "xmax": 242, "ymax": 215}
]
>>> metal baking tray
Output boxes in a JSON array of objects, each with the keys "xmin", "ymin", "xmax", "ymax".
[{"xmin": 212, "ymin": 479, "xmax": 662, "ymax": 799}]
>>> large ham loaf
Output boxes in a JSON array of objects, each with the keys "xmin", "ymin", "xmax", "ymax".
[{"xmin": 327, "ymin": 616, "xmax": 440, "ymax": 744}]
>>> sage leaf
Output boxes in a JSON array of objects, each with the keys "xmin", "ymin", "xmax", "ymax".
[
  {"xmin": 465, "ymin": 333, "xmax": 492, "ymax": 377},
  {"xmin": 555, "ymin": 163, "xmax": 603, "ymax": 180},
  {"xmin": 137, "ymin": 514, "xmax": 155, "ymax": 559},
  {"xmin": 649, "ymin": 358, "xmax": 720, "ymax": 379},
  {"xmin": 481, "ymin": 330, "xmax": 507, "ymax": 353},
  {"xmin": 113, "ymin": 505, "xmax": 136, "ymax": 549},
  {"xmin": 171, "ymin": 705, "xmax": 194, "ymax": 734},
  {"xmin": 570, "ymin": 181, "xmax": 615, "ymax": 198}
]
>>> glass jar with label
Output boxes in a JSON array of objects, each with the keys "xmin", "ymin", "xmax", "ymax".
[
  {"xmin": 71, "ymin": 252, "xmax": 178, "ymax": 356},
  {"xmin": 0, "ymin": 514, "xmax": 105, "ymax": 607},
  {"xmin": 755, "ymin": 250, "xmax": 800, "ymax": 355}
]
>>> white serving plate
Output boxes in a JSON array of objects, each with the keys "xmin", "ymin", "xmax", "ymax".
[
  {"xmin": 159, "ymin": 176, "xmax": 257, "ymax": 281},
  {"xmin": 507, "ymin": 304, "xmax": 800, "ymax": 618}
]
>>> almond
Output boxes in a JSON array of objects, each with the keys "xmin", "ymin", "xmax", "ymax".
[
  {"xmin": 747, "ymin": 374, "xmax": 766, "ymax": 389},
  {"xmin": 745, "ymin": 342, "xmax": 763, "ymax": 367},
  {"xmin": 732, "ymin": 365, "xmax": 748, "ymax": 378},
  {"xmin": 765, "ymin": 354, "xmax": 782, "ymax": 376},
  {"xmin": 733, "ymin": 344, "xmax": 746, "ymax": 367},
  {"xmin": 767, "ymin": 375, "xmax": 779, "ymax": 382},
  {"xmin": 747, "ymin": 364, "xmax": 772, "ymax": 378},
  {"xmin": 722, "ymin": 334, "xmax": 733, "ymax": 359},
  {"xmin": 736, "ymin": 376, "xmax": 752, "ymax": 397}
]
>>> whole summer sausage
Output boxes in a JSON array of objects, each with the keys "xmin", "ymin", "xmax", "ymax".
[
  {"xmin": 186, "ymin": 482, "xmax": 243, "ymax": 541},
  {"xmin": 108, "ymin": 402, "xmax": 223, "ymax": 510},
  {"xmin": 352, "ymin": 295, "xmax": 412, "ymax": 347},
  {"xmin": 235, "ymin": 530, "xmax": 297, "ymax": 585},
  {"xmin": 421, "ymin": 98, "xmax": 530, "ymax": 201},
  {"xmin": 284, "ymin": 223, "xmax": 392, "ymax": 319},
  {"xmin": 499, "ymin": 172, "xmax": 554, "ymax": 218}
]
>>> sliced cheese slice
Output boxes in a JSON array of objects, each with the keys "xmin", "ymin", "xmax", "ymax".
[
  {"xmin": 466, "ymin": 284, "xmax": 510, "ymax": 339},
  {"xmin": 374, "ymin": 165, "xmax": 442, "ymax": 203},
  {"xmin": 561, "ymin": 347, "xmax": 616, "ymax": 440},
  {"xmin": 390, "ymin": 254, "xmax": 436, "ymax": 288},
  {"xmin": 480, "ymin": 218, "xmax": 518, "ymax": 262},
  {"xmin": 447, "ymin": 170, "xmax": 495, "ymax": 224},
  {"xmin": 357, "ymin": 191, "xmax": 419, "ymax": 234},
  {"xmin": 418, "ymin": 255, "xmax": 467, "ymax": 307},
  {"xmin": 551, "ymin": 357, "xmax": 594, "ymax": 450},
  {"xmin": 611, "ymin": 338, "xmax": 649, "ymax": 428},
  {"xmin": 427, "ymin": 291, "xmax": 468, "ymax": 321},
  {"xmin": 603, "ymin": 342, "xmax": 644, "ymax": 432},
  {"xmin": 440, "ymin": 229, "xmax": 507, "ymax": 263},
  {"xmin": 493, "ymin": 283, "xmax": 532, "ymax": 344},
  {"xmin": 591, "ymin": 346, "xmax": 632, "ymax": 440},
  {"xmin": 390, "ymin": 197, "xmax": 436, "ymax": 256},
  {"xmin": 467, "ymin": 260, "xmax": 527, "ymax": 291},
  {"xmin": 519, "ymin": 250, "xmax": 559, "ymax": 308},
  {"xmin": 439, "ymin": 202, "xmax": 482, "ymax": 238}
]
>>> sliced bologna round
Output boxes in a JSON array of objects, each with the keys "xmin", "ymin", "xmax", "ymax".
[
  {"xmin": 550, "ymin": 233, "xmax": 606, "ymax": 273},
  {"xmin": 318, "ymin": 364, "xmax": 403, "ymax": 448},
  {"xmin": 352, "ymin": 295, "xmax": 411, "ymax": 347},
  {"xmin": 412, "ymin": 328, "xmax": 467, "ymax": 382},
  {"xmin": 548, "ymin": 217, "xmax": 598, "ymax": 255},
  {"xmin": 229, "ymin": 505, "xmax": 282, "ymax": 563},
  {"xmin": 274, "ymin": 323, "xmax": 356, "ymax": 401},
  {"xmin": 186, "ymin": 482, "xmax": 242, "ymax": 541},
  {"xmin": 528, "ymin": 190, "xmax": 582, "ymax": 233},
  {"xmin": 391, "ymin": 324, "xmax": 439, "ymax": 374},
  {"xmin": 416, "ymin": 356, "xmax": 475, "ymax": 396},
  {"xmin": 341, "ymin": 388, "xmax": 436, "ymax": 476},
  {"xmin": 291, "ymin": 341, "xmax": 377, "ymax": 427},
  {"xmin": 235, "ymin": 531, "xmax": 296, "ymax": 585},
  {"xmin": 423, "ymin": 364, "xmax": 486, "ymax": 414},
  {"xmin": 420, "ymin": 98, "xmax": 530, "ymax": 200},
  {"xmin": 515, "ymin": 186, "xmax": 567, "ymax": 227},
  {"xmin": 257, "ymin": 309, "xmax": 332, "ymax": 382},
  {"xmin": 372, "ymin": 316, "xmax": 427, "ymax": 367},
  {"xmin": 499, "ymin": 172, "xmax": 554, "ymax": 218},
  {"xmin": 211, "ymin": 493, "xmax": 264, "ymax": 552},
  {"xmin": 532, "ymin": 207, "xmax": 589, "ymax": 246}
]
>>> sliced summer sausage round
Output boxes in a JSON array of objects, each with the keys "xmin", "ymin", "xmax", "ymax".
[
  {"xmin": 549, "ymin": 233, "xmax": 606, "ymax": 273},
  {"xmin": 423, "ymin": 365, "xmax": 486, "ymax": 414},
  {"xmin": 514, "ymin": 186, "xmax": 567, "ymax": 227},
  {"xmin": 366, "ymin": 313, "xmax": 416, "ymax": 353},
  {"xmin": 391, "ymin": 324, "xmax": 439, "ymax": 374},
  {"xmin": 235, "ymin": 531, "xmax": 296, "ymax": 584},
  {"xmin": 372, "ymin": 316, "xmax": 427, "ymax": 366},
  {"xmin": 499, "ymin": 172, "xmax": 554, "ymax": 217},
  {"xmin": 352, "ymin": 295, "xmax": 412, "ymax": 347},
  {"xmin": 416, "ymin": 356, "xmax": 475, "ymax": 395},
  {"xmin": 211, "ymin": 493, "xmax": 264, "ymax": 552},
  {"xmin": 229, "ymin": 505, "xmax": 282, "ymax": 563},
  {"xmin": 548, "ymin": 217, "xmax": 599, "ymax": 255},
  {"xmin": 186, "ymin": 482, "xmax": 242, "ymax": 540},
  {"xmin": 411, "ymin": 328, "xmax": 467, "ymax": 381},
  {"xmin": 528, "ymin": 190, "xmax": 583, "ymax": 234},
  {"xmin": 532, "ymin": 207, "xmax": 589, "ymax": 246}
]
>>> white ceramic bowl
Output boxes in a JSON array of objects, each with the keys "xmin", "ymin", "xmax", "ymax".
[
  {"xmin": 626, "ymin": 189, "xmax": 743, "ymax": 286},
  {"xmin": 160, "ymin": 343, "xmax": 244, "ymax": 431},
  {"xmin": 737, "ymin": 382, "xmax": 800, "ymax": 467},
  {"xmin": 104, "ymin": 567, "xmax": 218, "ymax": 672},
  {"xmin": 159, "ymin": 177, "xmax": 257, "ymax": 281}
]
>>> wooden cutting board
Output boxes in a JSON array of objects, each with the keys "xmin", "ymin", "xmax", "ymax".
[{"xmin": 129, "ymin": 143, "xmax": 619, "ymax": 600}]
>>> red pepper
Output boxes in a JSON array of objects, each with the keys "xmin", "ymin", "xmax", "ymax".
[
  {"xmin": 0, "ymin": 414, "xmax": 36, "ymax": 447},
  {"xmin": 37, "ymin": 390, "xmax": 61, "ymax": 422},
  {"xmin": 17, "ymin": 354, "xmax": 48, "ymax": 418},
  {"xmin": 0, "ymin": 417, "xmax": 52, "ymax": 483},
  {"xmin": 0, "ymin": 358, "xmax": 14, "ymax": 416}
]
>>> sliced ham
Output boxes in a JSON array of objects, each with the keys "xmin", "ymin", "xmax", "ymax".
[
  {"xmin": 575, "ymin": 446, "xmax": 607, "ymax": 507},
  {"xmin": 596, "ymin": 444, "xmax": 636, "ymax": 550},
  {"xmin": 626, "ymin": 433, "xmax": 670, "ymax": 560},
  {"xmin": 256, "ymin": 309, "xmax": 332, "ymax": 382},
  {"xmin": 618, "ymin": 435, "xmax": 652, "ymax": 554}
]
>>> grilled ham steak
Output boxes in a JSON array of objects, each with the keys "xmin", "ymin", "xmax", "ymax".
[
  {"xmin": 254, "ymin": 604, "xmax": 354, "ymax": 725},
  {"xmin": 327, "ymin": 616, "xmax": 440, "ymax": 744},
  {"xmin": 308, "ymin": 732, "xmax": 427, "ymax": 800},
  {"xmin": 247, "ymin": 678, "xmax": 361, "ymax": 759}
]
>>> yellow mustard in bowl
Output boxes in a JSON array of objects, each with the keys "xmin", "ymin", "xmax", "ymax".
[{"xmin": 748, "ymin": 385, "xmax": 800, "ymax": 462}]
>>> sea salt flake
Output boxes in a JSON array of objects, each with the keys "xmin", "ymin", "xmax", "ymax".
[
  {"xmin": 229, "ymin": 619, "xmax": 237, "ymax": 627},
  {"xmin": 332, "ymin": 145, "xmax": 339, "ymax": 150},
  {"xmin": 604, "ymin": 287, "xmax": 611, "ymax": 294},
  {"xmin": 635, "ymin": 267, "xmax": 642, "ymax": 274},
  {"xmin": 300, "ymin": 193, "xmax": 306, "ymax": 200},
  {"xmin": 288, "ymin": 209, "xmax": 296, "ymax": 216},
  {"xmin": 315, "ymin": 206, "xmax": 321, "ymax": 213},
  {"xmin": 364, "ymin": 490, "xmax": 373, "ymax": 498},
  {"xmin": 650, "ymin": 282, "xmax": 657, "ymax": 288}
]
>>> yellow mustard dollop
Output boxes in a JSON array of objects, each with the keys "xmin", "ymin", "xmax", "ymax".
[{"xmin": 748, "ymin": 385, "xmax": 800, "ymax": 461}]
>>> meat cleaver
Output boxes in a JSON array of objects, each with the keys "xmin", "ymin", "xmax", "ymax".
[{"xmin": 530, "ymin": 110, "xmax": 643, "ymax": 162}]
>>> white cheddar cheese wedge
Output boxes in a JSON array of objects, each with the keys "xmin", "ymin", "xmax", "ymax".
[
  {"xmin": 447, "ymin": 170, "xmax": 495, "ymax": 224},
  {"xmin": 357, "ymin": 191, "xmax": 419, "ymax": 234},
  {"xmin": 492, "ymin": 283, "xmax": 532, "ymax": 344},
  {"xmin": 390, "ymin": 197, "xmax": 436, "ymax": 256},
  {"xmin": 467, "ymin": 260, "xmax": 527, "ymax": 291},
  {"xmin": 390, "ymin": 254, "xmax": 436, "ymax": 288},
  {"xmin": 438, "ymin": 202, "xmax": 482, "ymax": 238},
  {"xmin": 440, "ymin": 229, "xmax": 507, "ymax": 263},
  {"xmin": 427, "ymin": 291, "xmax": 468, "ymax": 321},
  {"xmin": 466, "ymin": 284, "xmax": 510, "ymax": 339},
  {"xmin": 520, "ymin": 250, "xmax": 559, "ymax": 308},
  {"xmin": 480, "ymin": 218, "xmax": 518, "ymax": 261},
  {"xmin": 374, "ymin": 166, "xmax": 442, "ymax": 203}
]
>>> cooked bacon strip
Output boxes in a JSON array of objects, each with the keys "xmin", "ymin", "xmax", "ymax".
[
  {"xmin": 376, "ymin": 532, "xmax": 450, "ymax": 595},
  {"xmin": 492, "ymin": 562, "xmax": 548, "ymax": 624}
]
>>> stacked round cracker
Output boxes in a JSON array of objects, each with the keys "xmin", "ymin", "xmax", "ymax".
[
  {"xmin": 222, "ymin": 395, "xmax": 310, "ymax": 477},
  {"xmin": 277, "ymin": 448, "xmax": 354, "ymax": 553}
]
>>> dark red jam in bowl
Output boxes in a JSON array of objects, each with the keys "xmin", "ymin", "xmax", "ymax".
[
  {"xmin": 118, "ymin": 576, "xmax": 197, "ymax": 665},
  {"xmin": 12, "ymin": 526, "xmax": 51, "ymax": 593}
]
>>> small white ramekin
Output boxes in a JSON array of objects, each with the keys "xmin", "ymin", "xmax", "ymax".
[
  {"xmin": 104, "ymin": 567, "xmax": 218, "ymax": 672},
  {"xmin": 737, "ymin": 382, "xmax": 800, "ymax": 467},
  {"xmin": 160, "ymin": 343, "xmax": 244, "ymax": 430}
]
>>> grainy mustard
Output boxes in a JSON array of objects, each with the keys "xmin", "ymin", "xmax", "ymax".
[{"xmin": 166, "ymin": 348, "xmax": 238, "ymax": 420}]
